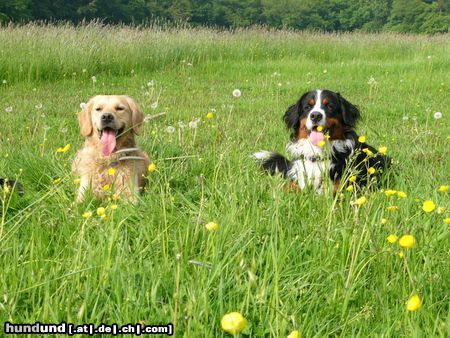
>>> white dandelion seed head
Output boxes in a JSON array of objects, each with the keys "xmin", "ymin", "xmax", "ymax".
[
  {"xmin": 187, "ymin": 62, "xmax": 193, "ymax": 67},
  {"xmin": 323, "ymin": 69, "xmax": 328, "ymax": 74},
  {"xmin": 434, "ymin": 112, "xmax": 442, "ymax": 120},
  {"xmin": 402, "ymin": 115, "xmax": 409, "ymax": 122},
  {"xmin": 367, "ymin": 76, "xmax": 378, "ymax": 86},
  {"xmin": 427, "ymin": 55, "xmax": 432, "ymax": 59},
  {"xmin": 188, "ymin": 118, "xmax": 201, "ymax": 129},
  {"xmin": 2, "ymin": 80, "xmax": 6, "ymax": 84},
  {"xmin": 80, "ymin": 102, "xmax": 86, "ymax": 110},
  {"xmin": 43, "ymin": 125, "xmax": 50, "ymax": 131},
  {"xmin": 131, "ymin": 69, "xmax": 135, "ymax": 74},
  {"xmin": 91, "ymin": 76, "xmax": 97, "ymax": 83},
  {"xmin": 82, "ymin": 69, "xmax": 87, "ymax": 73},
  {"xmin": 232, "ymin": 89, "xmax": 242, "ymax": 98},
  {"xmin": 5, "ymin": 106, "xmax": 13, "ymax": 113},
  {"xmin": 35, "ymin": 103, "xmax": 43, "ymax": 110},
  {"xmin": 166, "ymin": 126, "xmax": 175, "ymax": 134},
  {"xmin": 60, "ymin": 127, "xmax": 68, "ymax": 134},
  {"xmin": 412, "ymin": 116, "xmax": 417, "ymax": 122},
  {"xmin": 147, "ymin": 80, "xmax": 155, "ymax": 87},
  {"xmin": 178, "ymin": 121, "xmax": 185, "ymax": 129},
  {"xmin": 151, "ymin": 102, "xmax": 158, "ymax": 109},
  {"xmin": 32, "ymin": 88, "xmax": 36, "ymax": 92}
]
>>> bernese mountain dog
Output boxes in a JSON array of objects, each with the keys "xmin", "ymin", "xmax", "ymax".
[{"xmin": 254, "ymin": 89, "xmax": 389, "ymax": 192}]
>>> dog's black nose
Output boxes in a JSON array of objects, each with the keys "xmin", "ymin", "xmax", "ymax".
[
  {"xmin": 101, "ymin": 113, "xmax": 114, "ymax": 123},
  {"xmin": 310, "ymin": 111, "xmax": 323, "ymax": 123}
]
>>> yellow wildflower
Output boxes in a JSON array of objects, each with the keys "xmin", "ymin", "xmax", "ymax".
[
  {"xmin": 107, "ymin": 167, "xmax": 116, "ymax": 175},
  {"xmin": 56, "ymin": 143, "xmax": 71, "ymax": 153},
  {"xmin": 287, "ymin": 330, "xmax": 300, "ymax": 338},
  {"xmin": 148, "ymin": 163, "xmax": 156, "ymax": 173},
  {"xmin": 205, "ymin": 222, "xmax": 219, "ymax": 231},
  {"xmin": 378, "ymin": 146, "xmax": 388, "ymax": 155},
  {"xmin": 73, "ymin": 178, "xmax": 81, "ymax": 185},
  {"xmin": 110, "ymin": 204, "xmax": 118, "ymax": 210},
  {"xmin": 387, "ymin": 234, "xmax": 398, "ymax": 243},
  {"xmin": 96, "ymin": 207, "xmax": 106, "ymax": 216},
  {"xmin": 349, "ymin": 176, "xmax": 357, "ymax": 183},
  {"xmin": 422, "ymin": 200, "xmax": 436, "ymax": 213},
  {"xmin": 438, "ymin": 185, "xmax": 449, "ymax": 193},
  {"xmin": 221, "ymin": 312, "xmax": 246, "ymax": 334},
  {"xmin": 444, "ymin": 218, "xmax": 450, "ymax": 224},
  {"xmin": 53, "ymin": 178, "xmax": 62, "ymax": 184},
  {"xmin": 437, "ymin": 207, "xmax": 445, "ymax": 214},
  {"xmin": 346, "ymin": 185, "xmax": 354, "ymax": 192},
  {"xmin": 317, "ymin": 140, "xmax": 326, "ymax": 148},
  {"xmin": 407, "ymin": 295, "xmax": 422, "ymax": 312},
  {"xmin": 206, "ymin": 112, "xmax": 214, "ymax": 119},
  {"xmin": 384, "ymin": 189, "xmax": 397, "ymax": 197},
  {"xmin": 102, "ymin": 184, "xmax": 110, "ymax": 191},
  {"xmin": 82, "ymin": 211, "xmax": 92, "ymax": 219},
  {"xmin": 399, "ymin": 234, "xmax": 415, "ymax": 248},
  {"xmin": 368, "ymin": 167, "xmax": 376, "ymax": 174},
  {"xmin": 324, "ymin": 134, "xmax": 330, "ymax": 140},
  {"xmin": 397, "ymin": 191, "xmax": 407, "ymax": 198},
  {"xmin": 3, "ymin": 184, "xmax": 10, "ymax": 194},
  {"xmin": 398, "ymin": 251, "xmax": 404, "ymax": 258},
  {"xmin": 111, "ymin": 194, "xmax": 119, "ymax": 201},
  {"xmin": 362, "ymin": 148, "xmax": 374, "ymax": 156},
  {"xmin": 354, "ymin": 196, "xmax": 367, "ymax": 206},
  {"xmin": 381, "ymin": 218, "xmax": 388, "ymax": 225},
  {"xmin": 387, "ymin": 205, "xmax": 398, "ymax": 212},
  {"xmin": 358, "ymin": 135, "xmax": 366, "ymax": 143},
  {"xmin": 317, "ymin": 125, "xmax": 323, "ymax": 132}
]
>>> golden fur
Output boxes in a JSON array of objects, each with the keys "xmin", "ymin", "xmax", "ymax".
[{"xmin": 72, "ymin": 95, "xmax": 149, "ymax": 201}]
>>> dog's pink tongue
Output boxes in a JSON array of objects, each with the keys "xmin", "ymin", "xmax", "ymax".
[
  {"xmin": 100, "ymin": 129, "xmax": 116, "ymax": 157},
  {"xmin": 309, "ymin": 131, "xmax": 324, "ymax": 146}
]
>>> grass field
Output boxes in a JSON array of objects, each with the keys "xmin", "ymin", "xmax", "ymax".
[{"xmin": 0, "ymin": 23, "xmax": 449, "ymax": 337}]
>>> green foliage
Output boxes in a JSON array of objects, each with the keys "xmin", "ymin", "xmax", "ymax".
[{"xmin": 0, "ymin": 0, "xmax": 449, "ymax": 33}]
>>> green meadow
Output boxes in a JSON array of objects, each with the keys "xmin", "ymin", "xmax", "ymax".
[{"xmin": 0, "ymin": 23, "xmax": 449, "ymax": 336}]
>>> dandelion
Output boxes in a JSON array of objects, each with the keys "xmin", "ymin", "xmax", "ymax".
[
  {"xmin": 2, "ymin": 79, "xmax": 6, "ymax": 84},
  {"xmin": 368, "ymin": 167, "xmax": 376, "ymax": 175},
  {"xmin": 91, "ymin": 76, "xmax": 97, "ymax": 83},
  {"xmin": 147, "ymin": 80, "xmax": 155, "ymax": 87},
  {"xmin": 402, "ymin": 115, "xmax": 409, "ymax": 122},
  {"xmin": 206, "ymin": 112, "xmax": 214, "ymax": 119},
  {"xmin": 362, "ymin": 148, "xmax": 374, "ymax": 156},
  {"xmin": 354, "ymin": 196, "xmax": 367, "ymax": 206},
  {"xmin": 148, "ymin": 163, "xmax": 156, "ymax": 173},
  {"xmin": 422, "ymin": 200, "xmax": 436, "ymax": 213},
  {"xmin": 433, "ymin": 112, "xmax": 442, "ymax": 120},
  {"xmin": 323, "ymin": 69, "xmax": 328, "ymax": 74},
  {"xmin": 53, "ymin": 178, "xmax": 62, "ymax": 184},
  {"xmin": 387, "ymin": 234, "xmax": 398, "ymax": 243},
  {"xmin": 189, "ymin": 118, "xmax": 201, "ymax": 129},
  {"xmin": 438, "ymin": 185, "xmax": 449, "ymax": 193},
  {"xmin": 96, "ymin": 207, "xmax": 106, "ymax": 216},
  {"xmin": 151, "ymin": 102, "xmax": 158, "ymax": 109},
  {"xmin": 111, "ymin": 194, "xmax": 119, "ymax": 201},
  {"xmin": 317, "ymin": 140, "xmax": 326, "ymax": 148},
  {"xmin": 221, "ymin": 312, "xmax": 246, "ymax": 334},
  {"xmin": 102, "ymin": 184, "xmax": 110, "ymax": 191},
  {"xmin": 378, "ymin": 146, "xmax": 387, "ymax": 155},
  {"xmin": 358, "ymin": 135, "xmax": 366, "ymax": 143},
  {"xmin": 35, "ymin": 103, "xmax": 43, "ymax": 110},
  {"xmin": 317, "ymin": 125, "xmax": 323, "ymax": 132},
  {"xmin": 82, "ymin": 68, "xmax": 87, "ymax": 73},
  {"xmin": 56, "ymin": 144, "xmax": 71, "ymax": 153},
  {"xmin": 110, "ymin": 204, "xmax": 118, "ymax": 210},
  {"xmin": 444, "ymin": 218, "xmax": 450, "ymax": 224},
  {"xmin": 287, "ymin": 330, "xmax": 300, "ymax": 338},
  {"xmin": 349, "ymin": 176, "xmax": 357, "ymax": 183},
  {"xmin": 107, "ymin": 167, "xmax": 116, "ymax": 176},
  {"xmin": 205, "ymin": 222, "xmax": 219, "ymax": 231},
  {"xmin": 73, "ymin": 178, "xmax": 81, "ymax": 185},
  {"xmin": 381, "ymin": 218, "xmax": 388, "ymax": 225},
  {"xmin": 167, "ymin": 126, "xmax": 175, "ymax": 134},
  {"xmin": 397, "ymin": 191, "xmax": 407, "ymax": 198},
  {"xmin": 346, "ymin": 185, "xmax": 354, "ymax": 192},
  {"xmin": 387, "ymin": 205, "xmax": 399, "ymax": 212},
  {"xmin": 384, "ymin": 189, "xmax": 397, "ymax": 197},
  {"xmin": 5, "ymin": 106, "xmax": 13, "ymax": 113},
  {"xmin": 82, "ymin": 211, "xmax": 92, "ymax": 219},
  {"xmin": 407, "ymin": 295, "xmax": 422, "ymax": 312},
  {"xmin": 398, "ymin": 251, "xmax": 404, "ymax": 258},
  {"xmin": 399, "ymin": 235, "xmax": 415, "ymax": 248},
  {"xmin": 232, "ymin": 89, "xmax": 242, "ymax": 98},
  {"xmin": 3, "ymin": 184, "xmax": 10, "ymax": 194},
  {"xmin": 178, "ymin": 121, "xmax": 185, "ymax": 129},
  {"xmin": 437, "ymin": 207, "xmax": 445, "ymax": 214}
]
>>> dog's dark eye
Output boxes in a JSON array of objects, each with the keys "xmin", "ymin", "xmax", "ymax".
[
  {"xmin": 116, "ymin": 106, "xmax": 124, "ymax": 111},
  {"xmin": 95, "ymin": 107, "xmax": 102, "ymax": 111}
]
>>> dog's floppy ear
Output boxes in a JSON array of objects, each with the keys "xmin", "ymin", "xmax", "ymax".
[
  {"xmin": 125, "ymin": 96, "xmax": 144, "ymax": 134},
  {"xmin": 283, "ymin": 92, "xmax": 308, "ymax": 130},
  {"xmin": 78, "ymin": 100, "xmax": 93, "ymax": 137},
  {"xmin": 338, "ymin": 93, "xmax": 360, "ymax": 127}
]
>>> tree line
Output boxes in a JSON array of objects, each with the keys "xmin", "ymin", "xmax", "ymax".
[{"xmin": 1, "ymin": 0, "xmax": 449, "ymax": 33}]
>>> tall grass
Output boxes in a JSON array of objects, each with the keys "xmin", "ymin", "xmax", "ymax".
[{"xmin": 0, "ymin": 24, "xmax": 449, "ymax": 337}]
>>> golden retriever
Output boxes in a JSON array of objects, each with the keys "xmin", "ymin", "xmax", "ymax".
[{"xmin": 72, "ymin": 95, "xmax": 149, "ymax": 202}]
